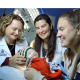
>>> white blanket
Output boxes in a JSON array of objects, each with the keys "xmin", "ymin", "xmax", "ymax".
[{"xmin": 0, "ymin": 66, "xmax": 27, "ymax": 80}]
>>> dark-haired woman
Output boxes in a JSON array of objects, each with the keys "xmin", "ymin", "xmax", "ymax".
[
  {"xmin": 24, "ymin": 14, "xmax": 66, "ymax": 80},
  {"xmin": 31, "ymin": 14, "xmax": 65, "ymax": 63}
]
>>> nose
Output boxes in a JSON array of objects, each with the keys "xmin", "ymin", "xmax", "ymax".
[
  {"xmin": 38, "ymin": 28, "xmax": 43, "ymax": 33},
  {"xmin": 15, "ymin": 30, "xmax": 19, "ymax": 35},
  {"xmin": 39, "ymin": 29, "xmax": 43, "ymax": 32},
  {"xmin": 57, "ymin": 31, "xmax": 61, "ymax": 38}
]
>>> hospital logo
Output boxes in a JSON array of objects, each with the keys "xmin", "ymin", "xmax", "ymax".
[{"xmin": 0, "ymin": 49, "xmax": 7, "ymax": 56}]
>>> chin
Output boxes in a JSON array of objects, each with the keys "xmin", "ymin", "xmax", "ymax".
[
  {"xmin": 40, "ymin": 36, "xmax": 46, "ymax": 39},
  {"xmin": 11, "ymin": 37, "xmax": 18, "ymax": 40},
  {"xmin": 61, "ymin": 43, "xmax": 67, "ymax": 47},
  {"xmin": 62, "ymin": 44, "xmax": 69, "ymax": 48}
]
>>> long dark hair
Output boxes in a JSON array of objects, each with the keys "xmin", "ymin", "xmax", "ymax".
[{"xmin": 34, "ymin": 14, "xmax": 56, "ymax": 61}]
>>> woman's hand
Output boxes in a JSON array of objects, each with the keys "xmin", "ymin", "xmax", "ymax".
[
  {"xmin": 24, "ymin": 68, "xmax": 46, "ymax": 80},
  {"xmin": 24, "ymin": 68, "xmax": 35, "ymax": 80},
  {"xmin": 9, "ymin": 53, "xmax": 26, "ymax": 70}
]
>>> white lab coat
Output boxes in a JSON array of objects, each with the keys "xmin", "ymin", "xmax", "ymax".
[
  {"xmin": 0, "ymin": 37, "xmax": 28, "ymax": 80},
  {"xmin": 0, "ymin": 37, "xmax": 28, "ymax": 65}
]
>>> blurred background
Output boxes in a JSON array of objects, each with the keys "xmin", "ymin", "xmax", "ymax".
[{"xmin": 0, "ymin": 8, "xmax": 78, "ymax": 45}]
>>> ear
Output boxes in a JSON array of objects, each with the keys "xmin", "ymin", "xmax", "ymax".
[{"xmin": 76, "ymin": 24, "xmax": 80, "ymax": 35}]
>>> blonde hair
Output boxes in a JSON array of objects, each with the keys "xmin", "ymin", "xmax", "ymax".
[{"xmin": 0, "ymin": 13, "xmax": 24, "ymax": 37}]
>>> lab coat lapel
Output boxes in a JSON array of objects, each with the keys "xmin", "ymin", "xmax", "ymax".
[{"xmin": 0, "ymin": 37, "xmax": 11, "ymax": 57}]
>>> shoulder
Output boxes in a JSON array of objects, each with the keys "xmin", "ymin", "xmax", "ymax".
[
  {"xmin": 0, "ymin": 37, "xmax": 6, "ymax": 45},
  {"xmin": 30, "ymin": 40, "xmax": 35, "ymax": 48}
]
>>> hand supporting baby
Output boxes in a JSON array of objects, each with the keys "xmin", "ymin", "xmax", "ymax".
[{"xmin": 19, "ymin": 47, "xmax": 38, "ymax": 67}]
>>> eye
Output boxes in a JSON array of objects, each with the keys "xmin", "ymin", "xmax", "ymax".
[
  {"xmin": 12, "ymin": 28, "xmax": 17, "ymax": 31},
  {"xmin": 41, "ymin": 24, "xmax": 46, "ymax": 28},
  {"xmin": 12, "ymin": 27, "xmax": 22, "ymax": 33},
  {"xmin": 35, "ymin": 27, "xmax": 39, "ymax": 30},
  {"xmin": 18, "ymin": 29, "xmax": 22, "ymax": 33},
  {"xmin": 59, "ymin": 27, "xmax": 64, "ymax": 31}
]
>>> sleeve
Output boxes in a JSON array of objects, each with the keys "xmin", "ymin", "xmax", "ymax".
[
  {"xmin": 1, "ymin": 57, "xmax": 9, "ymax": 66},
  {"xmin": 0, "ymin": 55, "xmax": 8, "ymax": 66}
]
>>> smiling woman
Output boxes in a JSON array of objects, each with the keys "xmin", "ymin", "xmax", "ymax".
[
  {"xmin": 33, "ymin": 14, "xmax": 57, "ymax": 62},
  {"xmin": 0, "ymin": 13, "xmax": 28, "ymax": 67},
  {"xmin": 0, "ymin": 14, "xmax": 28, "ymax": 80},
  {"xmin": 57, "ymin": 9, "xmax": 80, "ymax": 80},
  {"xmin": 24, "ymin": 14, "xmax": 66, "ymax": 80}
]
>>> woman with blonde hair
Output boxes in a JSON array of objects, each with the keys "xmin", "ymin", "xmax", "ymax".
[{"xmin": 0, "ymin": 13, "xmax": 29, "ymax": 80}]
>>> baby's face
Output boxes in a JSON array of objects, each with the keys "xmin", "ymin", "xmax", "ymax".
[{"xmin": 27, "ymin": 49, "xmax": 38, "ymax": 59}]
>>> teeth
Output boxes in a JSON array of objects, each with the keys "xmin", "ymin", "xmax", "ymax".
[{"xmin": 40, "ymin": 34, "xmax": 45, "ymax": 36}]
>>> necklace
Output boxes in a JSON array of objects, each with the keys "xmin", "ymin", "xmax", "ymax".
[
  {"xmin": 42, "ymin": 48, "xmax": 48, "ymax": 57},
  {"xmin": 10, "ymin": 45, "xmax": 15, "ymax": 51}
]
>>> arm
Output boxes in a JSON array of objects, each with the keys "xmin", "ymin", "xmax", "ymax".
[{"xmin": 8, "ymin": 53, "xmax": 26, "ymax": 66}]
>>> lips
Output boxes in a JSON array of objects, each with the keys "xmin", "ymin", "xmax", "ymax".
[
  {"xmin": 40, "ymin": 31, "xmax": 47, "ymax": 35},
  {"xmin": 11, "ymin": 35, "xmax": 19, "ymax": 39},
  {"xmin": 40, "ymin": 33, "xmax": 45, "ymax": 36},
  {"xmin": 61, "ymin": 38, "xmax": 64, "ymax": 44}
]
